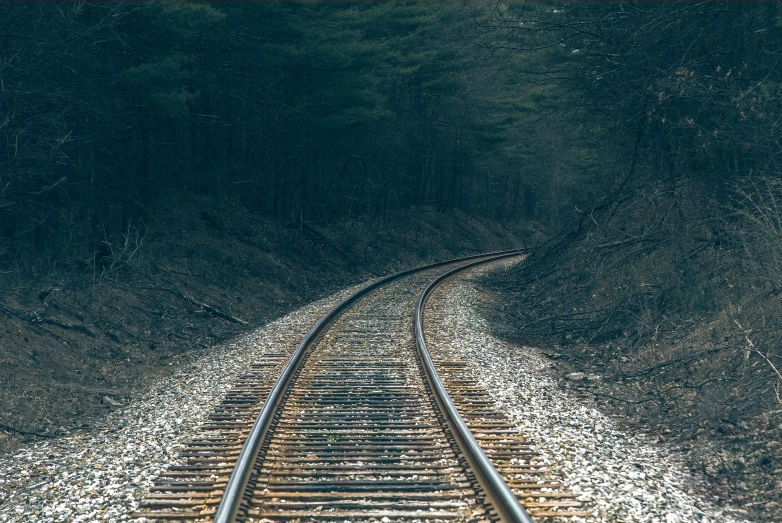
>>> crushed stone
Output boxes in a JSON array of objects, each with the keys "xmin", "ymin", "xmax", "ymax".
[
  {"xmin": 0, "ymin": 283, "xmax": 365, "ymax": 523},
  {"xmin": 424, "ymin": 262, "xmax": 754, "ymax": 523}
]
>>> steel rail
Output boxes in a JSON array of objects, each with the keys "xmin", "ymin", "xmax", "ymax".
[
  {"xmin": 213, "ymin": 248, "xmax": 525, "ymax": 523},
  {"xmin": 414, "ymin": 252, "xmax": 534, "ymax": 523}
]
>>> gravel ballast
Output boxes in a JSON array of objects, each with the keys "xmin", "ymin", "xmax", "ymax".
[
  {"xmin": 1, "ymin": 259, "xmax": 757, "ymax": 523},
  {"xmin": 424, "ymin": 262, "xmax": 754, "ymax": 523},
  {"xmin": 0, "ymin": 284, "xmax": 364, "ymax": 523}
]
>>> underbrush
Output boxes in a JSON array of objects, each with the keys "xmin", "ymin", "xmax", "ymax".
[
  {"xmin": 0, "ymin": 196, "xmax": 529, "ymax": 453},
  {"xmin": 481, "ymin": 179, "xmax": 782, "ymax": 521}
]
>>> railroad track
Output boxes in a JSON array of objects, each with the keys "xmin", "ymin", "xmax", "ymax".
[{"xmin": 133, "ymin": 252, "xmax": 587, "ymax": 522}]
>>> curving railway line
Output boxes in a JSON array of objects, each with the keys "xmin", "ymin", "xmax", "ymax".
[{"xmin": 133, "ymin": 252, "xmax": 587, "ymax": 522}]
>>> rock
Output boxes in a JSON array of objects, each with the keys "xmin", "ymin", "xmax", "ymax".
[
  {"xmin": 566, "ymin": 372, "xmax": 587, "ymax": 381},
  {"xmin": 102, "ymin": 396, "xmax": 120, "ymax": 407}
]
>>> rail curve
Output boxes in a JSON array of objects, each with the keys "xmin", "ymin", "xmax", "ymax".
[
  {"xmin": 130, "ymin": 250, "xmax": 599, "ymax": 522},
  {"xmin": 214, "ymin": 250, "xmax": 524, "ymax": 523},
  {"xmin": 414, "ymin": 254, "xmax": 534, "ymax": 523}
]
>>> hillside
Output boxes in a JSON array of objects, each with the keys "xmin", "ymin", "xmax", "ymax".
[
  {"xmin": 481, "ymin": 180, "xmax": 782, "ymax": 521},
  {"xmin": 0, "ymin": 198, "xmax": 529, "ymax": 452}
]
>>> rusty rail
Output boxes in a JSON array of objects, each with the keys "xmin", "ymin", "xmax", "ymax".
[
  {"xmin": 414, "ymin": 253, "xmax": 534, "ymax": 523},
  {"xmin": 213, "ymin": 250, "xmax": 524, "ymax": 523}
]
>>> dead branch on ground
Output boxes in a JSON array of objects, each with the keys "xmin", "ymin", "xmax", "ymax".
[
  {"xmin": 159, "ymin": 287, "xmax": 248, "ymax": 325},
  {"xmin": 734, "ymin": 319, "xmax": 782, "ymax": 405}
]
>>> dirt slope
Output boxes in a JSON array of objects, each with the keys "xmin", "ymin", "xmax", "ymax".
[{"xmin": 0, "ymin": 198, "xmax": 530, "ymax": 452}]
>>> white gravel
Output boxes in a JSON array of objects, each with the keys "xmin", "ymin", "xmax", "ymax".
[
  {"xmin": 425, "ymin": 262, "xmax": 754, "ymax": 523},
  {"xmin": 0, "ymin": 283, "xmax": 365, "ymax": 523},
  {"xmin": 1, "ymin": 260, "xmax": 757, "ymax": 523}
]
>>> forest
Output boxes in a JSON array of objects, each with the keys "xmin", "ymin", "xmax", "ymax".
[
  {"xmin": 1, "ymin": 1, "xmax": 781, "ymax": 520},
  {"xmin": 0, "ymin": 1, "xmax": 586, "ymax": 257}
]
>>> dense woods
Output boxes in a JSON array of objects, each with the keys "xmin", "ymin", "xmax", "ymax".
[
  {"xmin": 0, "ymin": 2, "xmax": 591, "ymax": 278},
  {"xmin": 481, "ymin": 3, "xmax": 782, "ymax": 519},
  {"xmin": 2, "ymin": 1, "xmax": 782, "ymax": 518},
  {"xmin": 3, "ymin": 2, "xmax": 780, "ymax": 282},
  {"xmin": 2, "ymin": 1, "xmax": 546, "ymax": 456}
]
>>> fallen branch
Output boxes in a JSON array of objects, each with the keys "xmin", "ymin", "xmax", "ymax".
[
  {"xmin": 0, "ymin": 303, "xmax": 72, "ymax": 342},
  {"xmin": 164, "ymin": 288, "xmax": 248, "ymax": 325},
  {"xmin": 0, "ymin": 423, "xmax": 57, "ymax": 438},
  {"xmin": 0, "ymin": 302, "xmax": 24, "ymax": 320},
  {"xmin": 608, "ymin": 347, "xmax": 726, "ymax": 379},
  {"xmin": 185, "ymin": 294, "xmax": 247, "ymax": 324},
  {"xmin": 589, "ymin": 392, "xmax": 658, "ymax": 405},
  {"xmin": 301, "ymin": 223, "xmax": 351, "ymax": 258},
  {"xmin": 40, "ymin": 318, "xmax": 95, "ymax": 337},
  {"xmin": 734, "ymin": 319, "xmax": 782, "ymax": 405}
]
